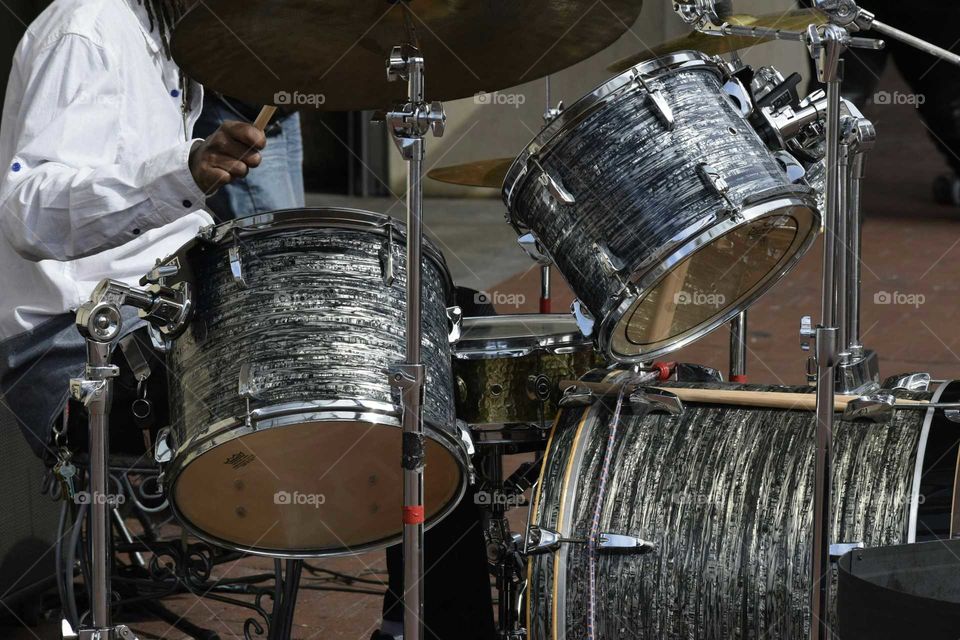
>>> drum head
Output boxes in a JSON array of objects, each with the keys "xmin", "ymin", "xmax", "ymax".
[
  {"xmin": 607, "ymin": 201, "xmax": 817, "ymax": 361},
  {"xmin": 171, "ymin": 419, "xmax": 464, "ymax": 556}
]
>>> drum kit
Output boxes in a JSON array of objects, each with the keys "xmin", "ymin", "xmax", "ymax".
[{"xmin": 57, "ymin": 1, "xmax": 960, "ymax": 640}]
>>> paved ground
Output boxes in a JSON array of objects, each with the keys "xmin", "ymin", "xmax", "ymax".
[{"xmin": 4, "ymin": 68, "xmax": 960, "ymax": 640}]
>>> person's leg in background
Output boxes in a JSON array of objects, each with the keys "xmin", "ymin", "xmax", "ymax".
[
  {"xmin": 874, "ymin": 2, "xmax": 960, "ymax": 205},
  {"xmin": 192, "ymin": 93, "xmax": 305, "ymax": 220}
]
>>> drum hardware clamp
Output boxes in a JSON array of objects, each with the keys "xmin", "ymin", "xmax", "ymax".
[
  {"xmin": 529, "ymin": 157, "xmax": 576, "ymax": 205},
  {"xmin": 571, "ymin": 299, "xmax": 595, "ymax": 338},
  {"xmin": 378, "ymin": 218, "xmax": 396, "ymax": 286},
  {"xmin": 628, "ymin": 68, "xmax": 675, "ymax": 130},
  {"xmin": 842, "ymin": 394, "xmax": 960, "ymax": 424},
  {"xmin": 558, "ymin": 383, "xmax": 684, "ymax": 417},
  {"xmin": 525, "ymin": 526, "xmax": 656, "ymax": 556}
]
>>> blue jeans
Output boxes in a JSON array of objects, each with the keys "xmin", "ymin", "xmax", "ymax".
[{"xmin": 193, "ymin": 94, "xmax": 305, "ymax": 220}]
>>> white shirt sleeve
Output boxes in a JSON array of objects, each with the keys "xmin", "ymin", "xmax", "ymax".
[{"xmin": 0, "ymin": 33, "xmax": 208, "ymax": 262}]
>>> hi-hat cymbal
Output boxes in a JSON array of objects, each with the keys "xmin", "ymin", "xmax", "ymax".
[
  {"xmin": 608, "ymin": 9, "xmax": 827, "ymax": 73},
  {"xmin": 427, "ymin": 158, "xmax": 514, "ymax": 189},
  {"xmin": 173, "ymin": 0, "xmax": 645, "ymax": 111}
]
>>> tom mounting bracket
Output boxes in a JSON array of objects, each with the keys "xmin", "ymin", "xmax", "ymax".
[{"xmin": 385, "ymin": 44, "xmax": 445, "ymax": 159}]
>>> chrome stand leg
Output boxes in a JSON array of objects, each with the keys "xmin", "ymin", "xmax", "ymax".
[
  {"xmin": 539, "ymin": 265, "xmax": 551, "ymax": 314},
  {"xmin": 806, "ymin": 24, "xmax": 847, "ymax": 640},
  {"xmin": 69, "ymin": 301, "xmax": 139, "ymax": 640},
  {"xmin": 385, "ymin": 43, "xmax": 445, "ymax": 640},
  {"xmin": 729, "ymin": 311, "xmax": 748, "ymax": 383}
]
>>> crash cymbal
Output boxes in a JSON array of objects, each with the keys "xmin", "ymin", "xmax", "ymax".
[
  {"xmin": 173, "ymin": 0, "xmax": 645, "ymax": 111},
  {"xmin": 427, "ymin": 158, "xmax": 514, "ymax": 189},
  {"xmin": 608, "ymin": 9, "xmax": 827, "ymax": 73}
]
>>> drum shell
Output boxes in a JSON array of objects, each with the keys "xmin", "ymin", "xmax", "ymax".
[
  {"xmin": 162, "ymin": 208, "xmax": 464, "ymax": 556},
  {"xmin": 452, "ymin": 314, "xmax": 602, "ymax": 426},
  {"xmin": 453, "ymin": 349, "xmax": 601, "ymax": 425},
  {"xmin": 528, "ymin": 373, "xmax": 958, "ymax": 639},
  {"xmin": 503, "ymin": 52, "xmax": 818, "ymax": 362}
]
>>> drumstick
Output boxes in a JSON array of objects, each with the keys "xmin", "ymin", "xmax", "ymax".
[
  {"xmin": 253, "ymin": 106, "xmax": 277, "ymax": 130},
  {"xmin": 558, "ymin": 380, "xmax": 930, "ymax": 413}
]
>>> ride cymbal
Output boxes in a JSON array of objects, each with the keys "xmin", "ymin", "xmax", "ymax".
[
  {"xmin": 427, "ymin": 158, "xmax": 514, "ymax": 189},
  {"xmin": 172, "ymin": 0, "xmax": 645, "ymax": 111},
  {"xmin": 608, "ymin": 9, "xmax": 826, "ymax": 73}
]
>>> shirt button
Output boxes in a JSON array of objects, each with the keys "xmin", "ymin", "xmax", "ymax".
[
  {"xmin": 11, "ymin": 162, "xmax": 21, "ymax": 172},
  {"xmin": 170, "ymin": 89, "xmax": 180, "ymax": 98},
  {"xmin": 182, "ymin": 200, "xmax": 192, "ymax": 208}
]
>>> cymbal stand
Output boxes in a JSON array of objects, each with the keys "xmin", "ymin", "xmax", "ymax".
[
  {"xmin": 802, "ymin": 24, "xmax": 850, "ymax": 640},
  {"xmin": 385, "ymin": 43, "xmax": 445, "ymax": 640}
]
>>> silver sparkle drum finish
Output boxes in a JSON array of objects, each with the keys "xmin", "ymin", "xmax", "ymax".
[
  {"xmin": 453, "ymin": 314, "xmax": 601, "ymax": 427},
  {"xmin": 160, "ymin": 208, "xmax": 469, "ymax": 557},
  {"xmin": 503, "ymin": 52, "xmax": 820, "ymax": 363},
  {"xmin": 527, "ymin": 371, "xmax": 960, "ymax": 639}
]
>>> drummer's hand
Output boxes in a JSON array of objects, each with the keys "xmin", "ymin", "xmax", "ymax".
[{"xmin": 189, "ymin": 121, "xmax": 266, "ymax": 193}]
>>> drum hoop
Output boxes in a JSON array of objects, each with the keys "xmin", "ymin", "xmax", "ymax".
[
  {"xmin": 596, "ymin": 194, "xmax": 819, "ymax": 363},
  {"xmin": 502, "ymin": 50, "xmax": 723, "ymax": 210},
  {"xmin": 164, "ymin": 408, "xmax": 471, "ymax": 558},
  {"xmin": 908, "ymin": 379, "xmax": 951, "ymax": 542},
  {"xmin": 454, "ymin": 314, "xmax": 594, "ymax": 359},
  {"xmin": 185, "ymin": 207, "xmax": 455, "ymax": 299}
]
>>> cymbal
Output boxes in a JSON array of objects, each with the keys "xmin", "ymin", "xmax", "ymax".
[
  {"xmin": 173, "ymin": 0, "xmax": 645, "ymax": 111},
  {"xmin": 608, "ymin": 9, "xmax": 827, "ymax": 73},
  {"xmin": 427, "ymin": 158, "xmax": 514, "ymax": 189}
]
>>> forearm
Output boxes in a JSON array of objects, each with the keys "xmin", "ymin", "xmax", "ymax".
[{"xmin": 0, "ymin": 139, "xmax": 206, "ymax": 261}]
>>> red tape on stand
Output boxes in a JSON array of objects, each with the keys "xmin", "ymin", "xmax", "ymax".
[
  {"xmin": 540, "ymin": 298, "xmax": 551, "ymax": 314},
  {"xmin": 652, "ymin": 361, "xmax": 675, "ymax": 381},
  {"xmin": 403, "ymin": 505, "xmax": 425, "ymax": 525},
  {"xmin": 730, "ymin": 374, "xmax": 748, "ymax": 383}
]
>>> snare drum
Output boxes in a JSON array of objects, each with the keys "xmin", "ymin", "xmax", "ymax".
[
  {"xmin": 527, "ymin": 371, "xmax": 960, "ymax": 638},
  {"xmin": 503, "ymin": 51, "xmax": 820, "ymax": 363},
  {"xmin": 159, "ymin": 208, "xmax": 469, "ymax": 557},
  {"xmin": 452, "ymin": 314, "xmax": 600, "ymax": 428}
]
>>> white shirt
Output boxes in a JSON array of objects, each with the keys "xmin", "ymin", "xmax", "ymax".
[{"xmin": 0, "ymin": 0, "xmax": 213, "ymax": 340}]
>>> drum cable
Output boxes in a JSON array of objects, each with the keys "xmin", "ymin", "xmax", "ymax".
[{"xmin": 586, "ymin": 372, "xmax": 647, "ymax": 640}]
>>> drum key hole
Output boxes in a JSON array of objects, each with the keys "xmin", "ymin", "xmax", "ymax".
[
  {"xmin": 490, "ymin": 384, "xmax": 504, "ymax": 396},
  {"xmin": 728, "ymin": 126, "xmax": 738, "ymax": 135}
]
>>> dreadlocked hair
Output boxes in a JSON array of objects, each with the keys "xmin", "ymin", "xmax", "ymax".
[{"xmin": 138, "ymin": 0, "xmax": 186, "ymax": 59}]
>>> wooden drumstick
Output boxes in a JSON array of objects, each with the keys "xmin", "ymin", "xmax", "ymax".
[
  {"xmin": 253, "ymin": 105, "xmax": 277, "ymax": 130},
  {"xmin": 559, "ymin": 380, "xmax": 930, "ymax": 413}
]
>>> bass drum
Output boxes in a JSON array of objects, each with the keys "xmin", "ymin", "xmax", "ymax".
[
  {"xmin": 159, "ymin": 208, "xmax": 469, "ymax": 557},
  {"xmin": 528, "ymin": 370, "xmax": 960, "ymax": 639}
]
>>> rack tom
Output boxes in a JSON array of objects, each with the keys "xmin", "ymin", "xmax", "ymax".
[{"xmin": 503, "ymin": 51, "xmax": 820, "ymax": 363}]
